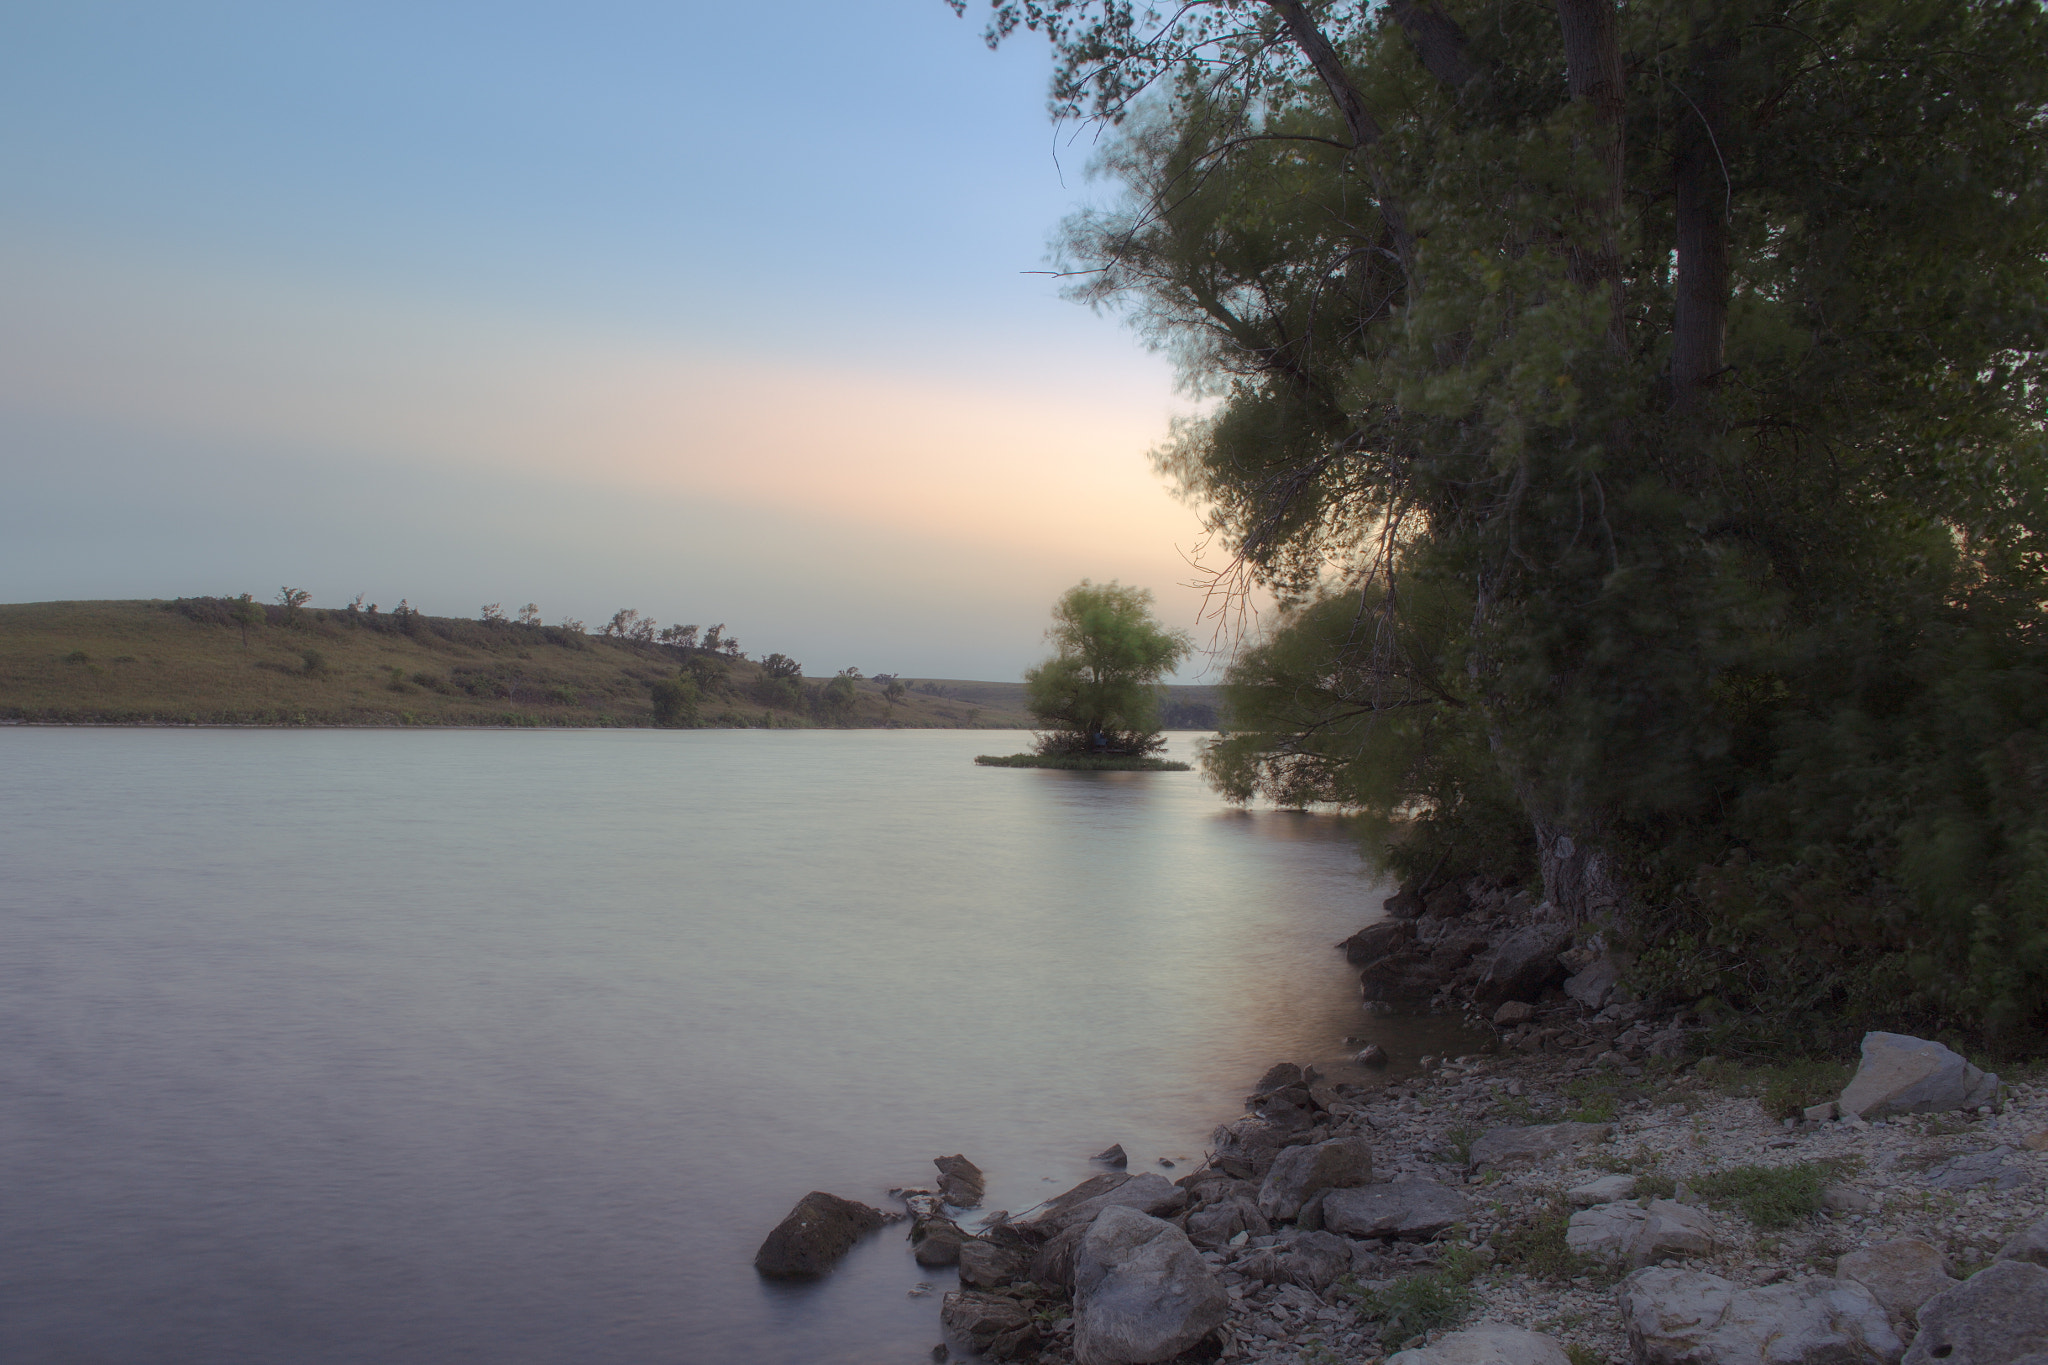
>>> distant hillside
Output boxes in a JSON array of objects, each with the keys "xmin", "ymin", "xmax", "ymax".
[{"xmin": 0, "ymin": 599, "xmax": 1224, "ymax": 731}]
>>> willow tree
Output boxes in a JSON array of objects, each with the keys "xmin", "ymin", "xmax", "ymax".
[{"xmin": 963, "ymin": 1, "xmax": 2048, "ymax": 1040}]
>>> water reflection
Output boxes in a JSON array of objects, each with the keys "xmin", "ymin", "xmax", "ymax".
[{"xmin": 0, "ymin": 727, "xmax": 1482, "ymax": 1365}]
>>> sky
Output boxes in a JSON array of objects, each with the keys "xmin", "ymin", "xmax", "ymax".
[{"xmin": 0, "ymin": 1, "xmax": 1241, "ymax": 681}]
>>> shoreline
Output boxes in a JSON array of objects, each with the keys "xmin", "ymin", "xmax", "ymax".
[{"xmin": 901, "ymin": 891, "xmax": 2048, "ymax": 1363}]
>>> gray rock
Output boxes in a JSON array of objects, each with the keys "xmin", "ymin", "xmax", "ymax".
[
  {"xmin": 1184, "ymin": 1196, "xmax": 1269, "ymax": 1250},
  {"xmin": 1257, "ymin": 1136, "xmax": 1375, "ymax": 1222},
  {"xmin": 1072, "ymin": 1205, "xmax": 1230, "ymax": 1365},
  {"xmin": 942, "ymin": 1290, "xmax": 1038, "ymax": 1357},
  {"xmin": 753, "ymin": 1190, "xmax": 887, "ymax": 1279},
  {"xmin": 1030, "ymin": 1223, "xmax": 1088, "ymax": 1293},
  {"xmin": 1027, "ymin": 1172, "xmax": 1186, "ymax": 1234},
  {"xmin": 1620, "ymin": 1266, "xmax": 1903, "ymax": 1365},
  {"xmin": 1466, "ymin": 1122, "xmax": 1611, "ymax": 1169},
  {"xmin": 1903, "ymin": 1260, "xmax": 2048, "ymax": 1365},
  {"xmin": 1564, "ymin": 956, "xmax": 1620, "ymax": 1009},
  {"xmin": 2000, "ymin": 1214, "xmax": 2048, "ymax": 1269},
  {"xmin": 1566, "ymin": 1200, "xmax": 1715, "ymax": 1268},
  {"xmin": 1236, "ymin": 1230, "xmax": 1356, "ymax": 1291},
  {"xmin": 1924, "ymin": 1147, "xmax": 2025, "ymax": 1192},
  {"xmin": 1341, "ymin": 919, "xmax": 1415, "ymax": 966},
  {"xmin": 915, "ymin": 1220, "xmax": 968, "ymax": 1267},
  {"xmin": 935, "ymin": 1154, "xmax": 985, "ymax": 1208},
  {"xmin": 1210, "ymin": 1115, "xmax": 1297, "ymax": 1180},
  {"xmin": 1250, "ymin": 1062, "xmax": 1305, "ymax": 1096},
  {"xmin": 1472, "ymin": 923, "xmax": 1573, "ymax": 1006},
  {"xmin": 1356, "ymin": 1043, "xmax": 1390, "ymax": 1067},
  {"xmin": 1494, "ymin": 1000, "xmax": 1538, "ymax": 1026},
  {"xmin": 1836, "ymin": 1240, "xmax": 1954, "ymax": 1320},
  {"xmin": 1094, "ymin": 1144, "xmax": 1129, "ymax": 1168},
  {"xmin": 1823, "ymin": 1186, "xmax": 1878, "ymax": 1215},
  {"xmin": 1384, "ymin": 887, "xmax": 1426, "ymax": 920},
  {"xmin": 1360, "ymin": 945, "xmax": 1452, "ymax": 1004},
  {"xmin": 1321, "ymin": 1180, "xmax": 1471, "ymax": 1240},
  {"xmin": 1566, "ymin": 1174, "xmax": 1638, "ymax": 1206},
  {"xmin": 1388, "ymin": 1323, "xmax": 1572, "ymax": 1365},
  {"xmin": 958, "ymin": 1238, "xmax": 1030, "ymax": 1289},
  {"xmin": 1806, "ymin": 1102, "xmax": 1841, "ymax": 1124},
  {"xmin": 1838, "ymin": 1032, "xmax": 2001, "ymax": 1120}
]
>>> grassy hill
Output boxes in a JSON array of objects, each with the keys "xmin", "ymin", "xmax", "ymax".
[{"xmin": 0, "ymin": 599, "xmax": 1223, "ymax": 731}]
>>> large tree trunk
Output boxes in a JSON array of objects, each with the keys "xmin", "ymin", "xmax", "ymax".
[
  {"xmin": 1531, "ymin": 814, "xmax": 1629, "ymax": 923},
  {"xmin": 1671, "ymin": 44, "xmax": 1733, "ymax": 408},
  {"xmin": 1555, "ymin": 0, "xmax": 1627, "ymax": 351}
]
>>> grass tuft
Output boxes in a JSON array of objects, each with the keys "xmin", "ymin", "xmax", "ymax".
[{"xmin": 1692, "ymin": 1160, "xmax": 1852, "ymax": 1229}]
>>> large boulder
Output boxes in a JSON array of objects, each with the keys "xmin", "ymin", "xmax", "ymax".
[
  {"xmin": 913, "ymin": 1219, "xmax": 968, "ymax": 1267},
  {"xmin": 1902, "ymin": 1260, "xmax": 2048, "ymax": 1365},
  {"xmin": 753, "ymin": 1191, "xmax": 887, "ymax": 1279},
  {"xmin": 1257, "ymin": 1136, "xmax": 1375, "ymax": 1222},
  {"xmin": 1321, "ymin": 1180, "xmax": 1471, "ymax": 1240},
  {"xmin": 1467, "ymin": 1122, "xmax": 1612, "ymax": 1170},
  {"xmin": 935, "ymin": 1154, "xmax": 985, "ymax": 1208},
  {"xmin": 1210, "ymin": 1115, "xmax": 1299, "ymax": 1180},
  {"xmin": 1072, "ymin": 1206, "xmax": 1230, "ymax": 1365},
  {"xmin": 1388, "ymin": 1323, "xmax": 1573, "ymax": 1365},
  {"xmin": 2000, "ymin": 1215, "xmax": 2048, "ymax": 1269},
  {"xmin": 1341, "ymin": 919, "xmax": 1415, "ymax": 965},
  {"xmin": 1836, "ymin": 1240, "xmax": 1955, "ymax": 1321},
  {"xmin": 1619, "ymin": 1267, "xmax": 1902, "ymax": 1365},
  {"xmin": 1838, "ymin": 1032, "xmax": 2001, "ymax": 1120},
  {"xmin": 1472, "ymin": 923, "xmax": 1573, "ymax": 1006},
  {"xmin": 1567, "ymin": 1175, "xmax": 1638, "ymax": 1206},
  {"xmin": 1566, "ymin": 1200, "xmax": 1715, "ymax": 1268},
  {"xmin": 1027, "ymin": 1172, "xmax": 1185, "ymax": 1234},
  {"xmin": 1236, "ymin": 1230, "xmax": 1356, "ymax": 1291},
  {"xmin": 941, "ymin": 1290, "xmax": 1039, "ymax": 1359}
]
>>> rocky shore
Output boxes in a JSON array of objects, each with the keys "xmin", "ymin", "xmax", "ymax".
[{"xmin": 759, "ymin": 887, "xmax": 2048, "ymax": 1364}]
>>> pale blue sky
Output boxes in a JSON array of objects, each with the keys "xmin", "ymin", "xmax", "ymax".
[{"xmin": 0, "ymin": 2, "xmax": 1232, "ymax": 679}]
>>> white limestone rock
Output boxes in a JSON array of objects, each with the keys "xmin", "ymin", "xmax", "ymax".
[
  {"xmin": 1838, "ymin": 1032, "xmax": 2000, "ymax": 1120},
  {"xmin": 1619, "ymin": 1266, "xmax": 1903, "ymax": 1365}
]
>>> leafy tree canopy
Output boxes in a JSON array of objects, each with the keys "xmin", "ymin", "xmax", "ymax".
[
  {"xmin": 968, "ymin": 0, "xmax": 2048, "ymax": 1043},
  {"xmin": 1026, "ymin": 580, "xmax": 1193, "ymax": 753}
]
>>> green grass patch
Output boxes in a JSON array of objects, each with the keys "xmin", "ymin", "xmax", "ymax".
[
  {"xmin": 1695, "ymin": 1057, "xmax": 1853, "ymax": 1121},
  {"xmin": 974, "ymin": 753, "xmax": 1191, "ymax": 771},
  {"xmin": 1341, "ymin": 1270, "xmax": 1475, "ymax": 1341},
  {"xmin": 1492, "ymin": 1198, "xmax": 1600, "ymax": 1282},
  {"xmin": 1692, "ymin": 1160, "xmax": 1853, "ymax": 1230}
]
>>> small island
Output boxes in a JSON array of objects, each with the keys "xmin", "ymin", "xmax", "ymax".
[{"xmin": 976, "ymin": 580, "xmax": 1195, "ymax": 773}]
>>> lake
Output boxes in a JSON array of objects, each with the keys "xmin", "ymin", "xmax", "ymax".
[{"xmin": 0, "ymin": 727, "xmax": 1474, "ymax": 1363}]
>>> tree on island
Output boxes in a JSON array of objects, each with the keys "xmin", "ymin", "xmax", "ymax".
[{"xmin": 1025, "ymin": 581, "xmax": 1191, "ymax": 756}]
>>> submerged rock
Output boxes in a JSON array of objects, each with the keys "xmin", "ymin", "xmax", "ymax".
[
  {"xmin": 1092, "ymin": 1143, "xmax": 1129, "ymax": 1168},
  {"xmin": 934, "ymin": 1154, "xmax": 985, "ymax": 1209},
  {"xmin": 753, "ymin": 1191, "xmax": 886, "ymax": 1279},
  {"xmin": 1026, "ymin": 1172, "xmax": 1184, "ymax": 1234}
]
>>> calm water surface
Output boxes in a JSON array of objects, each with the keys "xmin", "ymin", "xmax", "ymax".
[{"xmin": 0, "ymin": 728, "xmax": 1476, "ymax": 1363}]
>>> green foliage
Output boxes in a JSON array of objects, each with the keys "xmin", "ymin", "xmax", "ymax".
[
  {"xmin": 975, "ymin": 753, "xmax": 1190, "ymax": 771},
  {"xmin": 1692, "ymin": 1161, "xmax": 1850, "ymax": 1230},
  {"xmin": 1024, "ymin": 580, "xmax": 1191, "ymax": 754},
  {"xmin": 650, "ymin": 674, "xmax": 700, "ymax": 727},
  {"xmin": 1492, "ymin": 1198, "xmax": 1596, "ymax": 1282},
  {"xmin": 980, "ymin": 0, "xmax": 2048, "ymax": 1045},
  {"xmin": 299, "ymin": 649, "xmax": 326, "ymax": 676},
  {"xmin": 1343, "ymin": 1265, "xmax": 1476, "ymax": 1341}
]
